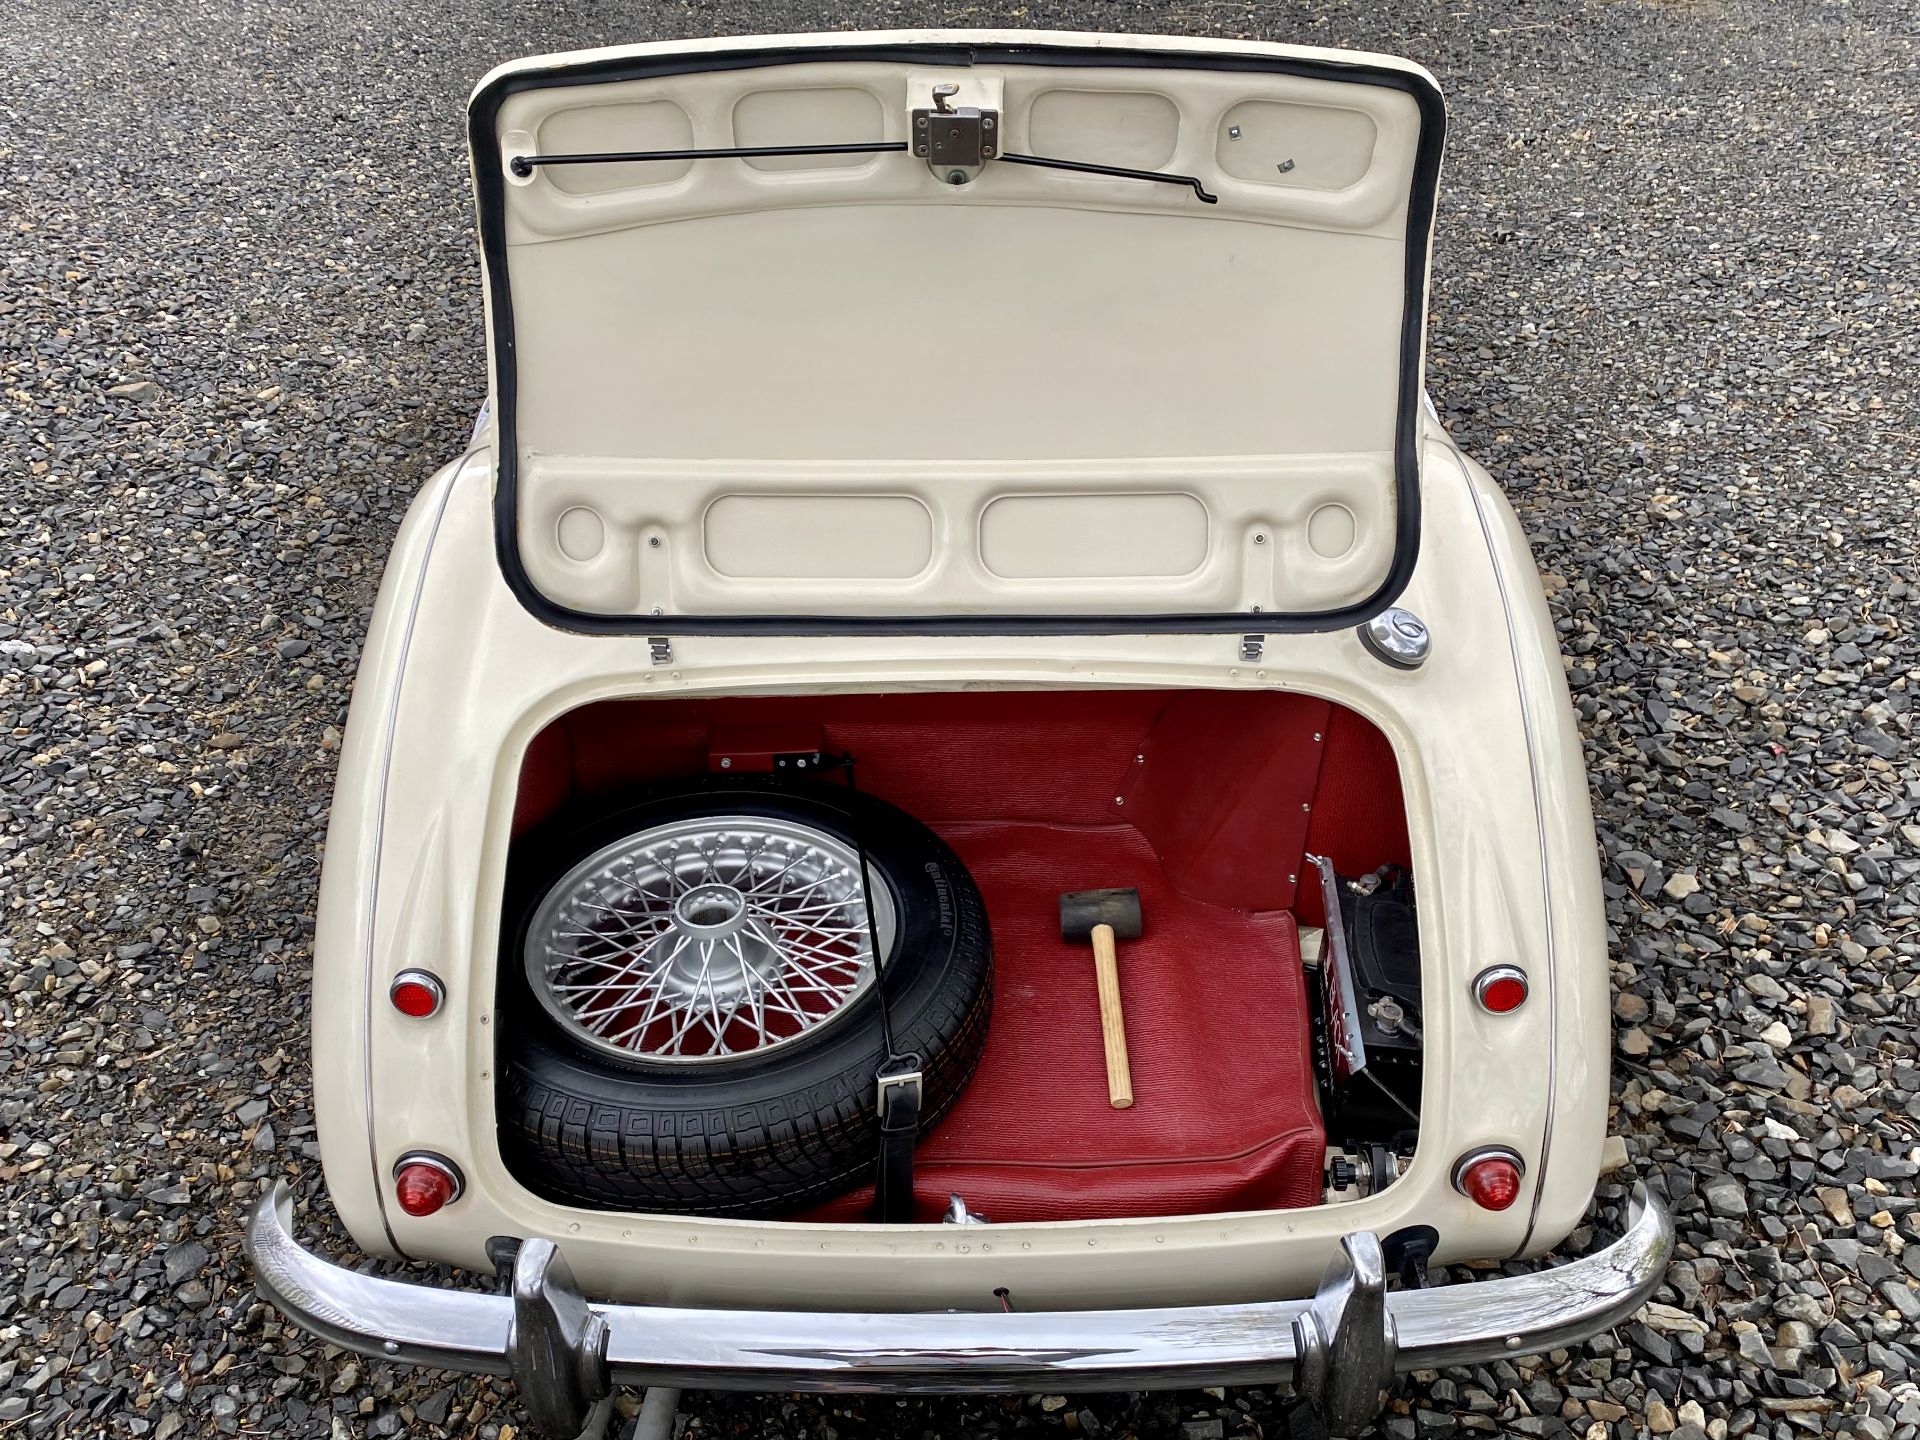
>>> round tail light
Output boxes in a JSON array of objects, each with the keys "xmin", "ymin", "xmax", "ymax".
[
  {"xmin": 392, "ymin": 1154, "xmax": 463, "ymax": 1216},
  {"xmin": 389, "ymin": 969, "xmax": 445, "ymax": 1018},
  {"xmin": 1453, "ymin": 1147, "xmax": 1525, "ymax": 1211},
  {"xmin": 1472, "ymin": 965, "xmax": 1529, "ymax": 1014}
]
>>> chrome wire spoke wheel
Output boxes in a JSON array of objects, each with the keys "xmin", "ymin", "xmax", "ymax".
[{"xmin": 525, "ymin": 814, "xmax": 895, "ymax": 1064}]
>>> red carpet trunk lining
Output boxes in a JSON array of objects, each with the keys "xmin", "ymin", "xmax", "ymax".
[
  {"xmin": 801, "ymin": 822, "xmax": 1321, "ymax": 1222},
  {"xmin": 514, "ymin": 690, "xmax": 1412, "ymax": 1221}
]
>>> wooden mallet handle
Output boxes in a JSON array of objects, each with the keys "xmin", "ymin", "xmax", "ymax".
[{"xmin": 1090, "ymin": 922, "xmax": 1134, "ymax": 1109}]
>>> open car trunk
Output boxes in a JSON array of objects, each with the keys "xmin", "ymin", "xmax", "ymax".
[
  {"xmin": 478, "ymin": 32, "xmax": 1442, "ymax": 1225},
  {"xmin": 506, "ymin": 688, "xmax": 1415, "ymax": 1223}
]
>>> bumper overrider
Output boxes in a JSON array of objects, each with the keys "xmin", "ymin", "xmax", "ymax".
[{"xmin": 247, "ymin": 1183, "xmax": 1672, "ymax": 1440}]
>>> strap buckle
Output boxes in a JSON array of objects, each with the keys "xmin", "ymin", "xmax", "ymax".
[
  {"xmin": 875, "ymin": 1060, "xmax": 923, "ymax": 1118},
  {"xmin": 872, "ymin": 1056, "xmax": 925, "ymax": 1224}
]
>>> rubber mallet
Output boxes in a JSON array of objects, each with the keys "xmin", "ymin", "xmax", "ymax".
[{"xmin": 1059, "ymin": 887, "xmax": 1142, "ymax": 1109}]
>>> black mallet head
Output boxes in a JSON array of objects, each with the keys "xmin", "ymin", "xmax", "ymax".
[{"xmin": 1059, "ymin": 887, "xmax": 1144, "ymax": 943}]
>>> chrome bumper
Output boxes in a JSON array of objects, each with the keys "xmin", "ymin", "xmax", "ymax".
[{"xmin": 247, "ymin": 1184, "xmax": 1671, "ymax": 1439}]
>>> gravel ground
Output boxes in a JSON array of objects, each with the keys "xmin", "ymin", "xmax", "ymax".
[{"xmin": 3, "ymin": 0, "xmax": 1917, "ymax": 1436}]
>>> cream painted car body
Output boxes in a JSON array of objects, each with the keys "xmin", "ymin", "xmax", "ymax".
[
  {"xmin": 308, "ymin": 29, "xmax": 1610, "ymax": 1312},
  {"xmin": 306, "ymin": 425, "xmax": 1614, "ymax": 1310}
]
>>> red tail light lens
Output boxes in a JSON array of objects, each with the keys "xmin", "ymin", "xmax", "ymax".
[
  {"xmin": 1472, "ymin": 965, "xmax": 1529, "ymax": 1014},
  {"xmin": 1453, "ymin": 1148, "xmax": 1525, "ymax": 1211},
  {"xmin": 392, "ymin": 1154, "xmax": 463, "ymax": 1216},
  {"xmin": 389, "ymin": 969, "xmax": 445, "ymax": 1018}
]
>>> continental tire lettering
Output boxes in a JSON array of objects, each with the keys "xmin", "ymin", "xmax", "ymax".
[{"xmin": 926, "ymin": 861, "xmax": 954, "ymax": 934}]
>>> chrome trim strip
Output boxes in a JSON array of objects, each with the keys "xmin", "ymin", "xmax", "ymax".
[
  {"xmin": 1440, "ymin": 439, "xmax": 1562, "ymax": 1254},
  {"xmin": 358, "ymin": 466, "xmax": 463, "ymax": 1253},
  {"xmin": 248, "ymin": 1183, "xmax": 1671, "ymax": 1397}
]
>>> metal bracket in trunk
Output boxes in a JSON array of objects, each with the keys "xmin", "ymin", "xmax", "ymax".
[{"xmin": 1308, "ymin": 852, "xmax": 1371, "ymax": 1087}]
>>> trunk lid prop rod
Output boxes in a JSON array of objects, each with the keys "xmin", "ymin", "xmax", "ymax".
[{"xmin": 506, "ymin": 142, "xmax": 1217, "ymax": 203}]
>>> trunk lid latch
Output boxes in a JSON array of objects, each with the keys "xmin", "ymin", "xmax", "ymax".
[{"xmin": 913, "ymin": 84, "xmax": 998, "ymax": 185}]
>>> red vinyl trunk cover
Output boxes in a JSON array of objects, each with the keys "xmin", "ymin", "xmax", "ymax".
[{"xmin": 513, "ymin": 690, "xmax": 1409, "ymax": 1221}]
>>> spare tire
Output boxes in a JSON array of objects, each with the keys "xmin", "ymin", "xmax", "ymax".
[{"xmin": 496, "ymin": 775, "xmax": 992, "ymax": 1216}]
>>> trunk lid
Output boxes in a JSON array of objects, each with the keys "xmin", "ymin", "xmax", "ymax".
[{"xmin": 469, "ymin": 31, "xmax": 1445, "ymax": 634}]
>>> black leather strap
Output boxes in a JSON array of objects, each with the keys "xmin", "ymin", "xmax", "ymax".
[
  {"xmin": 872, "ymin": 1066, "xmax": 923, "ymax": 1224},
  {"xmin": 837, "ymin": 755, "xmax": 925, "ymax": 1224}
]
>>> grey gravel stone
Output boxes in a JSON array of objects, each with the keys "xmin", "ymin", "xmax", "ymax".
[
  {"xmin": 1881, "ymin": 1283, "xmax": 1920, "ymax": 1324},
  {"xmin": 415, "ymin": 1388, "xmax": 456, "ymax": 1427},
  {"xmin": 1701, "ymin": 1175, "xmax": 1749, "ymax": 1219},
  {"xmin": 1733, "ymin": 1325, "xmax": 1772, "ymax": 1367},
  {"xmin": 162, "ymin": 1241, "xmax": 211, "ymax": 1287}
]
